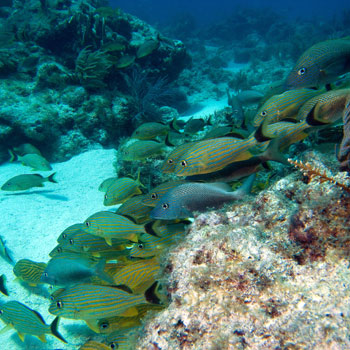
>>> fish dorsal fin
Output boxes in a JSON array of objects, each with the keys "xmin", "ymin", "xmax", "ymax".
[
  {"xmin": 31, "ymin": 309, "xmax": 46, "ymax": 325},
  {"xmin": 50, "ymin": 288, "xmax": 65, "ymax": 299},
  {"xmin": 209, "ymin": 183, "xmax": 233, "ymax": 192},
  {"xmin": 33, "ymin": 174, "xmax": 44, "ymax": 178}
]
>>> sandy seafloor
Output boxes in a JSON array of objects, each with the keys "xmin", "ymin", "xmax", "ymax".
[{"xmin": 0, "ymin": 148, "xmax": 117, "ymax": 349}]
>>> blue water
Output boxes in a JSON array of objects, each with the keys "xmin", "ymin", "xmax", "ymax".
[{"xmin": 109, "ymin": 0, "xmax": 350, "ymax": 27}]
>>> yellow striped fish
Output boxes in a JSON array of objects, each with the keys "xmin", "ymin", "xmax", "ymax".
[
  {"xmin": 116, "ymin": 195, "xmax": 153, "ymax": 224},
  {"xmin": 286, "ymin": 36, "xmax": 350, "ymax": 89},
  {"xmin": 59, "ymin": 230, "xmax": 130, "ymax": 257},
  {"xmin": 255, "ymin": 120, "xmax": 310, "ymax": 141},
  {"xmin": 121, "ymin": 140, "xmax": 165, "ymax": 161},
  {"xmin": 141, "ymin": 181, "xmax": 186, "ymax": 207},
  {"xmin": 57, "ymin": 223, "xmax": 86, "ymax": 244},
  {"xmin": 89, "ymin": 304, "xmax": 165, "ymax": 334},
  {"xmin": 131, "ymin": 121, "xmax": 172, "ymax": 140},
  {"xmin": 103, "ymin": 176, "xmax": 143, "ymax": 206},
  {"xmin": 174, "ymin": 136, "xmax": 257, "ymax": 176},
  {"xmin": 98, "ymin": 177, "xmax": 118, "ymax": 192},
  {"xmin": 13, "ymin": 259, "xmax": 47, "ymax": 287},
  {"xmin": 297, "ymin": 88, "xmax": 350, "ymax": 125},
  {"xmin": 0, "ymin": 301, "xmax": 67, "ymax": 343},
  {"xmin": 130, "ymin": 222, "xmax": 188, "ymax": 258},
  {"xmin": 253, "ymin": 88, "xmax": 321, "ymax": 127},
  {"xmin": 160, "ymin": 141, "xmax": 196, "ymax": 173},
  {"xmin": 79, "ymin": 340, "xmax": 110, "ymax": 350},
  {"xmin": 49, "ymin": 284, "xmax": 148, "ymax": 320},
  {"xmin": 106, "ymin": 330, "xmax": 139, "ymax": 350},
  {"xmin": 83, "ymin": 211, "xmax": 148, "ymax": 245},
  {"xmin": 111, "ymin": 258, "xmax": 160, "ymax": 293}
]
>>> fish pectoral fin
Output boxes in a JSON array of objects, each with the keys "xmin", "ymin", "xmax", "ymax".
[
  {"xmin": 17, "ymin": 331, "xmax": 25, "ymax": 342},
  {"xmin": 105, "ymin": 237, "xmax": 113, "ymax": 246},
  {"xmin": 0, "ymin": 324, "xmax": 13, "ymax": 335},
  {"xmin": 85, "ymin": 319, "xmax": 100, "ymax": 333},
  {"xmin": 120, "ymin": 306, "xmax": 139, "ymax": 317},
  {"xmin": 37, "ymin": 334, "xmax": 47, "ymax": 342},
  {"xmin": 29, "ymin": 283, "xmax": 38, "ymax": 287},
  {"xmin": 128, "ymin": 233, "xmax": 138, "ymax": 243}
]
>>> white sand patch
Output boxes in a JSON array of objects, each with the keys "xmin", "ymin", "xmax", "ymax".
[{"xmin": 0, "ymin": 148, "xmax": 116, "ymax": 349}]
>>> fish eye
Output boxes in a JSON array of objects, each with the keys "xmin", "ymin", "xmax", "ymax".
[
  {"xmin": 138, "ymin": 243, "xmax": 144, "ymax": 249},
  {"xmin": 162, "ymin": 203, "xmax": 169, "ymax": 210},
  {"xmin": 167, "ymin": 159, "xmax": 173, "ymax": 164},
  {"xmin": 298, "ymin": 67, "xmax": 306, "ymax": 76},
  {"xmin": 85, "ymin": 221, "xmax": 90, "ymax": 227},
  {"xmin": 261, "ymin": 110, "xmax": 267, "ymax": 116},
  {"xmin": 69, "ymin": 239, "xmax": 74, "ymax": 245},
  {"xmin": 181, "ymin": 160, "xmax": 187, "ymax": 167},
  {"xmin": 151, "ymin": 193, "xmax": 158, "ymax": 199},
  {"xmin": 56, "ymin": 300, "xmax": 63, "ymax": 309},
  {"xmin": 110, "ymin": 342, "xmax": 118, "ymax": 349},
  {"xmin": 100, "ymin": 322, "xmax": 109, "ymax": 329}
]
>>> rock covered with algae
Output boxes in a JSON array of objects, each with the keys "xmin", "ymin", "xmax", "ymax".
[{"xmin": 136, "ymin": 152, "xmax": 350, "ymax": 350}]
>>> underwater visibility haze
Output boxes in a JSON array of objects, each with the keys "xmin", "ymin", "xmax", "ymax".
[{"xmin": 1, "ymin": 0, "xmax": 350, "ymax": 349}]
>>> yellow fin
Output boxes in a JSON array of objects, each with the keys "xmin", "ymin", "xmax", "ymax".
[
  {"xmin": 105, "ymin": 237, "xmax": 113, "ymax": 246},
  {"xmin": 128, "ymin": 233, "xmax": 138, "ymax": 243},
  {"xmin": 17, "ymin": 331, "xmax": 25, "ymax": 342},
  {"xmin": 120, "ymin": 307, "xmax": 139, "ymax": 317},
  {"xmin": 37, "ymin": 334, "xmax": 47, "ymax": 342},
  {"xmin": 85, "ymin": 319, "xmax": 100, "ymax": 333}
]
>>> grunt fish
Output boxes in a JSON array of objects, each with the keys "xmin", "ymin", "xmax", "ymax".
[
  {"xmin": 121, "ymin": 140, "xmax": 165, "ymax": 162},
  {"xmin": 98, "ymin": 177, "xmax": 118, "ymax": 192},
  {"xmin": 297, "ymin": 88, "xmax": 350, "ymax": 125},
  {"xmin": 174, "ymin": 136, "xmax": 257, "ymax": 176},
  {"xmin": 80, "ymin": 340, "xmax": 111, "ymax": 350},
  {"xmin": 136, "ymin": 39, "xmax": 159, "ymax": 59},
  {"xmin": 116, "ymin": 195, "xmax": 153, "ymax": 223},
  {"xmin": 131, "ymin": 121, "xmax": 176, "ymax": 140},
  {"xmin": 9, "ymin": 150, "xmax": 52, "ymax": 170},
  {"xmin": 0, "ymin": 301, "xmax": 67, "ymax": 343},
  {"xmin": 57, "ymin": 223, "xmax": 86, "ymax": 244},
  {"xmin": 13, "ymin": 143, "xmax": 42, "ymax": 156},
  {"xmin": 286, "ymin": 37, "xmax": 350, "ymax": 89},
  {"xmin": 150, "ymin": 174, "xmax": 255, "ymax": 220},
  {"xmin": 13, "ymin": 259, "xmax": 47, "ymax": 287},
  {"xmin": 161, "ymin": 141, "xmax": 196, "ymax": 173},
  {"xmin": 236, "ymin": 90, "xmax": 264, "ymax": 105},
  {"xmin": 103, "ymin": 175, "xmax": 143, "ymax": 206},
  {"xmin": 83, "ymin": 211, "xmax": 148, "ymax": 245},
  {"xmin": 253, "ymin": 88, "xmax": 321, "ymax": 127},
  {"xmin": 49, "ymin": 284, "xmax": 148, "ymax": 320},
  {"xmin": 1, "ymin": 173, "xmax": 57, "ymax": 191}
]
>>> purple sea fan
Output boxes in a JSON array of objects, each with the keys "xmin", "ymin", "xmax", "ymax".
[{"xmin": 338, "ymin": 98, "xmax": 350, "ymax": 171}]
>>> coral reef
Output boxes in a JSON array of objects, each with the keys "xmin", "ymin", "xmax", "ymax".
[{"xmin": 136, "ymin": 150, "xmax": 350, "ymax": 349}]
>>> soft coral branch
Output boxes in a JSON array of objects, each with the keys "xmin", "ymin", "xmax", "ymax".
[{"xmin": 288, "ymin": 158, "xmax": 350, "ymax": 194}]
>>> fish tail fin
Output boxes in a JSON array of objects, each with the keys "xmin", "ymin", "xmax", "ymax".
[
  {"xmin": 144, "ymin": 221, "xmax": 160, "ymax": 237},
  {"xmin": 50, "ymin": 317, "xmax": 67, "ymax": 343},
  {"xmin": 233, "ymin": 173, "xmax": 256, "ymax": 199},
  {"xmin": 8, "ymin": 149, "xmax": 17, "ymax": 162},
  {"xmin": 47, "ymin": 173, "xmax": 57, "ymax": 184},
  {"xmin": 135, "ymin": 169, "xmax": 145, "ymax": 188},
  {"xmin": 145, "ymin": 281, "xmax": 161, "ymax": 305},
  {"xmin": 95, "ymin": 259, "xmax": 114, "ymax": 284},
  {"xmin": 261, "ymin": 139, "xmax": 289, "ymax": 165},
  {"xmin": 169, "ymin": 117, "xmax": 180, "ymax": 133},
  {"xmin": 165, "ymin": 133, "xmax": 176, "ymax": 147},
  {"xmin": 0, "ymin": 274, "xmax": 9, "ymax": 296}
]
